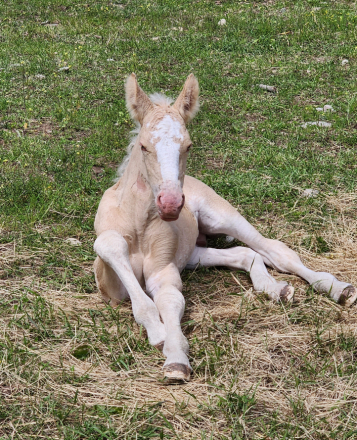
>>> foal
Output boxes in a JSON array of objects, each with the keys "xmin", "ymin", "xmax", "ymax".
[{"xmin": 94, "ymin": 73, "xmax": 357, "ymax": 381}]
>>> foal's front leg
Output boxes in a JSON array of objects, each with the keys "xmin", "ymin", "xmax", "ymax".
[
  {"xmin": 94, "ymin": 230, "xmax": 166, "ymax": 346},
  {"xmin": 146, "ymin": 264, "xmax": 191, "ymax": 381}
]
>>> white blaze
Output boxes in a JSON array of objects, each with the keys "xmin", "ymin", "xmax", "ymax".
[{"xmin": 151, "ymin": 115, "xmax": 183, "ymax": 182}]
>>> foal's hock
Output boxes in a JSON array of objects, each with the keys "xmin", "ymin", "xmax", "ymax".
[{"xmin": 93, "ymin": 73, "xmax": 357, "ymax": 381}]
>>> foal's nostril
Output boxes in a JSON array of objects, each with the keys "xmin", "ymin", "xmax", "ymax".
[{"xmin": 181, "ymin": 194, "xmax": 185, "ymax": 207}]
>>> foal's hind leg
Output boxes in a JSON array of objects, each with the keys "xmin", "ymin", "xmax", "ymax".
[
  {"xmin": 186, "ymin": 246, "xmax": 294, "ymax": 302},
  {"xmin": 185, "ymin": 177, "xmax": 357, "ymax": 305},
  {"xmin": 257, "ymin": 239, "xmax": 357, "ymax": 306}
]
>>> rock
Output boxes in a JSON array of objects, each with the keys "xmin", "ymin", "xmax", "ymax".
[
  {"xmin": 323, "ymin": 105, "xmax": 334, "ymax": 112},
  {"xmin": 65, "ymin": 238, "xmax": 81, "ymax": 246},
  {"xmin": 302, "ymin": 189, "xmax": 319, "ymax": 198},
  {"xmin": 301, "ymin": 121, "xmax": 331, "ymax": 128},
  {"xmin": 152, "ymin": 37, "xmax": 160, "ymax": 41},
  {"xmin": 226, "ymin": 236, "xmax": 234, "ymax": 243},
  {"xmin": 58, "ymin": 66, "xmax": 70, "ymax": 71},
  {"xmin": 316, "ymin": 105, "xmax": 334, "ymax": 112},
  {"xmin": 218, "ymin": 19, "xmax": 226, "ymax": 26},
  {"xmin": 35, "ymin": 74, "xmax": 46, "ymax": 79},
  {"xmin": 107, "ymin": 58, "xmax": 114, "ymax": 61},
  {"xmin": 342, "ymin": 59, "xmax": 349, "ymax": 66},
  {"xmin": 258, "ymin": 84, "xmax": 277, "ymax": 93}
]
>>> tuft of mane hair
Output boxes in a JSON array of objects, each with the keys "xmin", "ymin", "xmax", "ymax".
[
  {"xmin": 149, "ymin": 93, "xmax": 174, "ymax": 106},
  {"xmin": 115, "ymin": 93, "xmax": 174, "ymax": 180},
  {"xmin": 115, "ymin": 126, "xmax": 140, "ymax": 180}
]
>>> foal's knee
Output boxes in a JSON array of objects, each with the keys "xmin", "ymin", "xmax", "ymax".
[
  {"xmin": 154, "ymin": 287, "xmax": 186, "ymax": 313},
  {"xmin": 94, "ymin": 230, "xmax": 129, "ymax": 261}
]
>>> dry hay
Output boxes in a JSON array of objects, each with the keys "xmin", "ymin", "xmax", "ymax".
[{"xmin": 1, "ymin": 193, "xmax": 357, "ymax": 438}]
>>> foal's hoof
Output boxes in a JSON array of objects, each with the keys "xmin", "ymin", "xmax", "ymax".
[
  {"xmin": 338, "ymin": 286, "xmax": 357, "ymax": 307},
  {"xmin": 163, "ymin": 363, "xmax": 191, "ymax": 382},
  {"xmin": 279, "ymin": 285, "xmax": 294, "ymax": 303},
  {"xmin": 154, "ymin": 341, "xmax": 165, "ymax": 352}
]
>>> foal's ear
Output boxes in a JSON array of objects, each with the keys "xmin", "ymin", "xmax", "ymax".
[
  {"xmin": 173, "ymin": 74, "xmax": 199, "ymax": 123},
  {"xmin": 125, "ymin": 73, "xmax": 153, "ymax": 124}
]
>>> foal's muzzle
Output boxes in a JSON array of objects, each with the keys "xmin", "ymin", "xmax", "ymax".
[{"xmin": 156, "ymin": 191, "xmax": 185, "ymax": 222}]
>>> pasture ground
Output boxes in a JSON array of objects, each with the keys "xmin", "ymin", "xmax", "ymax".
[{"xmin": 1, "ymin": 0, "xmax": 357, "ymax": 438}]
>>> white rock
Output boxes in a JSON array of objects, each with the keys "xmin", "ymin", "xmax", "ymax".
[
  {"xmin": 65, "ymin": 238, "xmax": 82, "ymax": 246},
  {"xmin": 218, "ymin": 19, "xmax": 226, "ymax": 26},
  {"xmin": 342, "ymin": 59, "xmax": 349, "ymax": 66},
  {"xmin": 226, "ymin": 236, "xmax": 234, "ymax": 243},
  {"xmin": 302, "ymin": 189, "xmax": 319, "ymax": 198},
  {"xmin": 152, "ymin": 37, "xmax": 160, "ymax": 41},
  {"xmin": 107, "ymin": 58, "xmax": 114, "ymax": 61},
  {"xmin": 316, "ymin": 107, "xmax": 323, "ymax": 111},
  {"xmin": 58, "ymin": 66, "xmax": 70, "ymax": 71},
  {"xmin": 35, "ymin": 74, "xmax": 46, "ymax": 79},
  {"xmin": 323, "ymin": 105, "xmax": 334, "ymax": 112},
  {"xmin": 301, "ymin": 121, "xmax": 331, "ymax": 128}
]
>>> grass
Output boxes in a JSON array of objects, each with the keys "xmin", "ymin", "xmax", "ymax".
[{"xmin": 1, "ymin": 0, "xmax": 357, "ymax": 438}]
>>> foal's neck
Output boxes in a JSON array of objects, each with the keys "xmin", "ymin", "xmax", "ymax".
[{"xmin": 120, "ymin": 140, "xmax": 153, "ymax": 200}]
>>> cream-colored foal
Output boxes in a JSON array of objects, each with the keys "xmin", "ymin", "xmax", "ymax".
[{"xmin": 93, "ymin": 73, "xmax": 357, "ymax": 381}]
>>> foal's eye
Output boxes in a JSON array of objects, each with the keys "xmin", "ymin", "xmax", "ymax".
[
  {"xmin": 186, "ymin": 144, "xmax": 192, "ymax": 152},
  {"xmin": 141, "ymin": 144, "xmax": 147, "ymax": 152}
]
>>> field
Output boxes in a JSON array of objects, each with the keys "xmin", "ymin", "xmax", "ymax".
[{"xmin": 1, "ymin": 0, "xmax": 357, "ymax": 438}]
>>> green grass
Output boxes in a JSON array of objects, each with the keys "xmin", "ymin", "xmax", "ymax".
[{"xmin": 2, "ymin": 0, "xmax": 357, "ymax": 438}]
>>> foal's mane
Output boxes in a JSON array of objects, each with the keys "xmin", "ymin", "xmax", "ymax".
[{"xmin": 115, "ymin": 94, "xmax": 174, "ymax": 180}]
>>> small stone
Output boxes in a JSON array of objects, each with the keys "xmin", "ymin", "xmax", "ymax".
[
  {"xmin": 35, "ymin": 74, "xmax": 46, "ymax": 79},
  {"xmin": 45, "ymin": 23, "xmax": 59, "ymax": 27},
  {"xmin": 152, "ymin": 37, "xmax": 160, "ymax": 41},
  {"xmin": 65, "ymin": 238, "xmax": 81, "ymax": 246},
  {"xmin": 307, "ymin": 69, "xmax": 311, "ymax": 74},
  {"xmin": 58, "ymin": 66, "xmax": 70, "ymax": 71},
  {"xmin": 218, "ymin": 18, "xmax": 226, "ymax": 26},
  {"xmin": 226, "ymin": 236, "xmax": 234, "ymax": 243},
  {"xmin": 107, "ymin": 58, "xmax": 114, "ymax": 61},
  {"xmin": 316, "ymin": 107, "xmax": 323, "ymax": 112},
  {"xmin": 323, "ymin": 105, "xmax": 334, "ymax": 112},
  {"xmin": 342, "ymin": 59, "xmax": 349, "ymax": 66},
  {"xmin": 302, "ymin": 189, "xmax": 319, "ymax": 198},
  {"xmin": 301, "ymin": 121, "xmax": 332, "ymax": 128}
]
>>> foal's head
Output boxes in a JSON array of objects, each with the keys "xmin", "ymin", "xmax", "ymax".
[{"xmin": 126, "ymin": 73, "xmax": 199, "ymax": 221}]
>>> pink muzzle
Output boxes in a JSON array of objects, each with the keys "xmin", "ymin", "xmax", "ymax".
[{"xmin": 156, "ymin": 191, "xmax": 185, "ymax": 221}]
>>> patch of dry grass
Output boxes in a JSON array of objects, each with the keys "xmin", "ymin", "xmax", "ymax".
[{"xmin": 2, "ymin": 193, "xmax": 357, "ymax": 438}]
